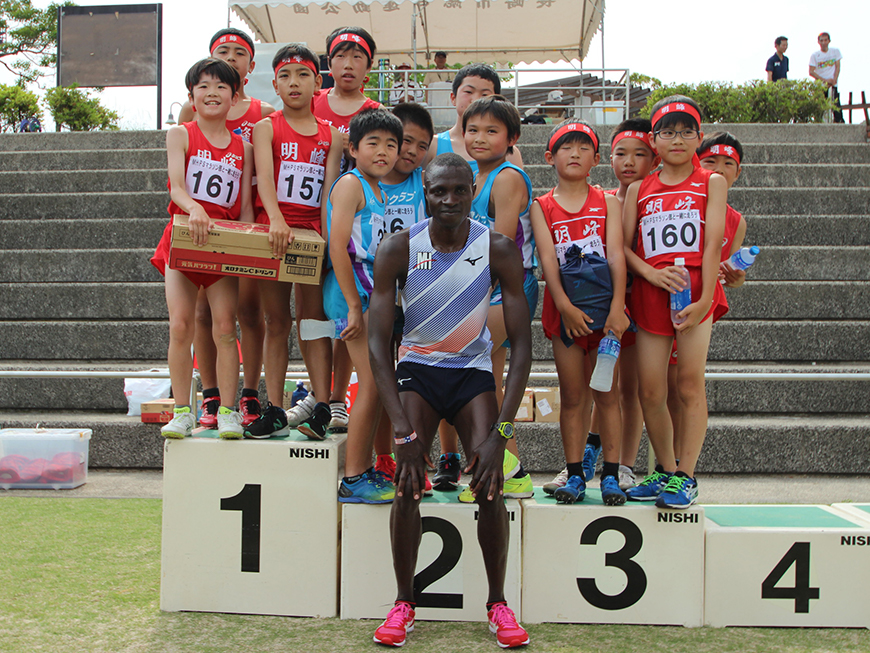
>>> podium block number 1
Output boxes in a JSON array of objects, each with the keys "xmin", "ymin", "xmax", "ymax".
[
  {"xmin": 220, "ymin": 484, "xmax": 262, "ymax": 573},
  {"xmin": 761, "ymin": 542, "xmax": 820, "ymax": 614}
]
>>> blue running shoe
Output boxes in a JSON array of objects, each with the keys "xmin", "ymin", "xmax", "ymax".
[
  {"xmin": 582, "ymin": 443, "xmax": 601, "ymax": 482},
  {"xmin": 625, "ymin": 470, "xmax": 671, "ymax": 501},
  {"xmin": 600, "ymin": 475, "xmax": 627, "ymax": 506},
  {"xmin": 655, "ymin": 474, "xmax": 698, "ymax": 509},
  {"xmin": 554, "ymin": 474, "xmax": 585, "ymax": 504},
  {"xmin": 339, "ymin": 469, "xmax": 395, "ymax": 504}
]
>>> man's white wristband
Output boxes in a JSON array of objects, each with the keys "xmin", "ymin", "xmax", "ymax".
[{"xmin": 395, "ymin": 431, "xmax": 417, "ymax": 445}]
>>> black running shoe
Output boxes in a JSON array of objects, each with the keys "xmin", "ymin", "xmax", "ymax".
[
  {"xmin": 433, "ymin": 453, "xmax": 461, "ymax": 491},
  {"xmin": 297, "ymin": 401, "xmax": 331, "ymax": 441},
  {"xmin": 243, "ymin": 403, "xmax": 290, "ymax": 439}
]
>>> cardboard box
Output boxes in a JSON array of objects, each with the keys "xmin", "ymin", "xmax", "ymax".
[
  {"xmin": 0, "ymin": 428, "xmax": 91, "ymax": 489},
  {"xmin": 141, "ymin": 394, "xmax": 202, "ymax": 423},
  {"xmin": 532, "ymin": 386, "xmax": 561, "ymax": 422},
  {"xmin": 515, "ymin": 389, "xmax": 535, "ymax": 422},
  {"xmin": 169, "ymin": 215, "xmax": 325, "ymax": 285},
  {"xmin": 141, "ymin": 398, "xmax": 176, "ymax": 423}
]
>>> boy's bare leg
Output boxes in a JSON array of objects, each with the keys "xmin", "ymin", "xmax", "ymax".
[
  {"xmin": 552, "ymin": 336, "xmax": 590, "ymax": 465},
  {"xmin": 343, "ymin": 317, "xmax": 382, "ymax": 477},
  {"xmin": 294, "ymin": 283, "xmax": 332, "ymax": 403},
  {"xmin": 204, "ymin": 275, "xmax": 240, "ymax": 408},
  {"xmin": 164, "ymin": 268, "xmax": 200, "ymax": 403},
  {"xmin": 618, "ymin": 346, "xmax": 644, "ymax": 468},
  {"xmin": 635, "ymin": 329, "xmax": 677, "ymax": 473},
  {"xmin": 259, "ymin": 279, "xmax": 293, "ymax": 404},
  {"xmin": 193, "ymin": 288, "xmax": 218, "ymax": 389},
  {"xmin": 238, "ymin": 276, "xmax": 265, "ymax": 392},
  {"xmin": 673, "ymin": 319, "xmax": 714, "ymax": 477}
]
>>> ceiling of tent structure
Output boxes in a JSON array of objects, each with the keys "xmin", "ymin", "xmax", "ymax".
[{"xmin": 230, "ymin": 0, "xmax": 604, "ymax": 65}]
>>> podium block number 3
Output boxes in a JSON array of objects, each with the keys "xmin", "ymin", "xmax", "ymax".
[
  {"xmin": 220, "ymin": 484, "xmax": 262, "ymax": 573},
  {"xmin": 761, "ymin": 542, "xmax": 820, "ymax": 613},
  {"xmin": 577, "ymin": 516, "xmax": 648, "ymax": 610}
]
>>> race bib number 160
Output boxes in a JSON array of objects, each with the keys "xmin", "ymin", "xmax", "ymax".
[
  {"xmin": 186, "ymin": 156, "xmax": 242, "ymax": 208},
  {"xmin": 641, "ymin": 210, "xmax": 701, "ymax": 258}
]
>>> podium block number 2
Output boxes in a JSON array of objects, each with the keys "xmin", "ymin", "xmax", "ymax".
[
  {"xmin": 220, "ymin": 484, "xmax": 262, "ymax": 573},
  {"xmin": 413, "ymin": 516, "xmax": 463, "ymax": 609},
  {"xmin": 577, "ymin": 516, "xmax": 648, "ymax": 611},
  {"xmin": 761, "ymin": 542, "xmax": 820, "ymax": 613}
]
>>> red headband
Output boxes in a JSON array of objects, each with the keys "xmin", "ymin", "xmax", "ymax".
[
  {"xmin": 210, "ymin": 34, "xmax": 253, "ymax": 59},
  {"xmin": 274, "ymin": 55, "xmax": 319, "ymax": 77},
  {"xmin": 329, "ymin": 32, "xmax": 372, "ymax": 59},
  {"xmin": 698, "ymin": 143, "xmax": 741, "ymax": 165},
  {"xmin": 651, "ymin": 102, "xmax": 701, "ymax": 131},
  {"xmin": 612, "ymin": 130, "xmax": 652, "ymax": 150},
  {"xmin": 548, "ymin": 123, "xmax": 598, "ymax": 153}
]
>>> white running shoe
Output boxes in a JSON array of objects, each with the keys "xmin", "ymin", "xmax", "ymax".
[
  {"xmin": 161, "ymin": 407, "xmax": 195, "ymax": 439},
  {"xmin": 217, "ymin": 406, "xmax": 244, "ymax": 440},
  {"xmin": 543, "ymin": 467, "xmax": 569, "ymax": 495},
  {"xmin": 328, "ymin": 401, "xmax": 349, "ymax": 432},
  {"xmin": 618, "ymin": 464, "xmax": 637, "ymax": 490},
  {"xmin": 286, "ymin": 392, "xmax": 316, "ymax": 427}
]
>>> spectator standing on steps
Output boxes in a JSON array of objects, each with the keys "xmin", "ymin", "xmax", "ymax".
[
  {"xmin": 809, "ymin": 32, "xmax": 843, "ymax": 123},
  {"xmin": 765, "ymin": 36, "xmax": 789, "ymax": 82}
]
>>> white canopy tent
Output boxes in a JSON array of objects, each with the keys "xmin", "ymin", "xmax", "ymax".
[{"xmin": 230, "ymin": 0, "xmax": 605, "ymax": 67}]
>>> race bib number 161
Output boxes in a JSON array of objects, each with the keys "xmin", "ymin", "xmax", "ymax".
[{"xmin": 186, "ymin": 156, "xmax": 242, "ymax": 208}]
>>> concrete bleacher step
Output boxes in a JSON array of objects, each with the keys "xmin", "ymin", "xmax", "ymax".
[
  {"xmin": 0, "ymin": 192, "xmax": 166, "ymax": 220},
  {"xmin": 0, "ymin": 169, "xmax": 167, "ymax": 194},
  {"xmin": 0, "ymin": 148, "xmax": 166, "ymax": 172},
  {"xmin": 0, "ymin": 130, "xmax": 166, "ymax": 151},
  {"xmin": 0, "ymin": 410, "xmax": 867, "ymax": 473},
  {"xmin": 745, "ymin": 215, "xmax": 870, "ymax": 246},
  {"xmin": 0, "ymin": 249, "xmax": 162, "ymax": 282},
  {"xmin": 0, "ymin": 218, "xmax": 167, "ymax": 250}
]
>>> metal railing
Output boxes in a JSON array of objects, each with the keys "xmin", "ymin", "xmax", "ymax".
[{"xmin": 367, "ymin": 65, "xmax": 633, "ymax": 125}]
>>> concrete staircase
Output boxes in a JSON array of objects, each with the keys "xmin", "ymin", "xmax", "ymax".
[{"xmin": 1, "ymin": 124, "xmax": 868, "ymax": 473}]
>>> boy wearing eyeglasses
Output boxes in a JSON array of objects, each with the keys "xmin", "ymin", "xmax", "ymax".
[{"xmin": 621, "ymin": 95, "xmax": 727, "ymax": 509}]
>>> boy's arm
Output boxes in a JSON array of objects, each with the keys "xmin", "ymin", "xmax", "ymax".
[
  {"xmin": 260, "ymin": 101, "xmax": 276, "ymax": 117},
  {"xmin": 721, "ymin": 215, "xmax": 748, "ymax": 288},
  {"xmin": 622, "ymin": 180, "xmax": 688, "ymax": 294},
  {"xmin": 467, "ymin": 232, "xmax": 531, "ymax": 501},
  {"xmin": 368, "ymin": 232, "xmax": 429, "ymax": 499},
  {"xmin": 238, "ymin": 141, "xmax": 255, "ymax": 223},
  {"xmin": 166, "ymin": 126, "xmax": 210, "ymax": 247},
  {"xmin": 490, "ymin": 168, "xmax": 526, "ymax": 240},
  {"xmin": 676, "ymin": 173, "xmax": 726, "ymax": 332},
  {"xmin": 321, "ymin": 126, "xmax": 344, "ymax": 235},
  {"xmin": 177, "ymin": 101, "xmax": 194, "ymax": 124},
  {"xmin": 252, "ymin": 119, "xmax": 293, "ymax": 256},
  {"xmin": 603, "ymin": 194, "xmax": 630, "ymax": 339},
  {"xmin": 529, "ymin": 200, "xmax": 593, "ymax": 337},
  {"xmin": 328, "ymin": 175, "xmax": 366, "ymax": 340},
  {"xmin": 507, "ymin": 145, "xmax": 523, "ymax": 168}
]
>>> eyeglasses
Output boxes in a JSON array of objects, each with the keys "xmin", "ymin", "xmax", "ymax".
[{"xmin": 655, "ymin": 129, "xmax": 700, "ymax": 141}]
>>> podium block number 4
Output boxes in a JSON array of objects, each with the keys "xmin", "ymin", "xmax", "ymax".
[
  {"xmin": 414, "ymin": 516, "xmax": 463, "ymax": 609},
  {"xmin": 577, "ymin": 516, "xmax": 648, "ymax": 611},
  {"xmin": 220, "ymin": 484, "xmax": 262, "ymax": 573},
  {"xmin": 761, "ymin": 542, "xmax": 820, "ymax": 613}
]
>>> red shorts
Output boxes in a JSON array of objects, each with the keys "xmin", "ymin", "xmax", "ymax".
[
  {"xmin": 151, "ymin": 220, "xmax": 227, "ymax": 289},
  {"xmin": 254, "ymin": 207, "xmax": 322, "ymax": 234},
  {"xmin": 628, "ymin": 267, "xmax": 727, "ymax": 336},
  {"xmin": 542, "ymin": 289, "xmax": 636, "ymax": 353}
]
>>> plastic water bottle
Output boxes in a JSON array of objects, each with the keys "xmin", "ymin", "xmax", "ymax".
[
  {"xmin": 589, "ymin": 333, "xmax": 621, "ymax": 392},
  {"xmin": 299, "ymin": 318, "xmax": 347, "ymax": 340},
  {"xmin": 669, "ymin": 257, "xmax": 692, "ymax": 325},
  {"xmin": 726, "ymin": 246, "xmax": 760, "ymax": 271},
  {"xmin": 291, "ymin": 381, "xmax": 308, "ymax": 408}
]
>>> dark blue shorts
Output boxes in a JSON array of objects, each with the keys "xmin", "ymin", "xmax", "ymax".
[{"xmin": 396, "ymin": 361, "xmax": 495, "ymax": 425}]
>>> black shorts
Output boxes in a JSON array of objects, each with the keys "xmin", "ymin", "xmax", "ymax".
[{"xmin": 396, "ymin": 361, "xmax": 496, "ymax": 425}]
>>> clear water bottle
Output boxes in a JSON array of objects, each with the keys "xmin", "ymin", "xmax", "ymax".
[
  {"xmin": 726, "ymin": 246, "xmax": 760, "ymax": 271},
  {"xmin": 291, "ymin": 381, "xmax": 308, "ymax": 408},
  {"xmin": 669, "ymin": 257, "xmax": 692, "ymax": 325},
  {"xmin": 299, "ymin": 318, "xmax": 348, "ymax": 340},
  {"xmin": 590, "ymin": 333, "xmax": 621, "ymax": 392}
]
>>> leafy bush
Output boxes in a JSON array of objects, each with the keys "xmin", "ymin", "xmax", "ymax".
[
  {"xmin": 0, "ymin": 83, "xmax": 42, "ymax": 132},
  {"xmin": 45, "ymin": 85, "xmax": 120, "ymax": 131},
  {"xmin": 640, "ymin": 80, "xmax": 835, "ymax": 123}
]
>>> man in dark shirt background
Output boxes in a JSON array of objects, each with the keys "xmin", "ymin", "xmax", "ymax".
[{"xmin": 766, "ymin": 36, "xmax": 789, "ymax": 81}]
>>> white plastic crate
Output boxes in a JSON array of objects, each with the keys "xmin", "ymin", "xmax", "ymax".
[{"xmin": 0, "ymin": 428, "xmax": 91, "ymax": 489}]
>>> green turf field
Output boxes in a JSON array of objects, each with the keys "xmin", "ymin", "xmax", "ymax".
[{"xmin": 1, "ymin": 498, "xmax": 868, "ymax": 653}]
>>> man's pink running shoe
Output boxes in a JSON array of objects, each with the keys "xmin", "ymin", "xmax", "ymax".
[
  {"xmin": 373, "ymin": 601, "xmax": 415, "ymax": 647},
  {"xmin": 488, "ymin": 602, "xmax": 529, "ymax": 648}
]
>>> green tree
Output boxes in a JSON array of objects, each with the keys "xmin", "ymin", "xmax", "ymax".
[
  {"xmin": 1, "ymin": 0, "xmax": 73, "ymax": 84},
  {"xmin": 45, "ymin": 85, "xmax": 119, "ymax": 131},
  {"xmin": 0, "ymin": 82, "xmax": 41, "ymax": 131}
]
